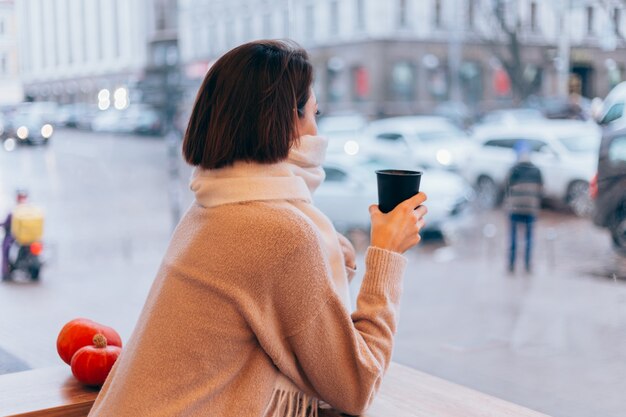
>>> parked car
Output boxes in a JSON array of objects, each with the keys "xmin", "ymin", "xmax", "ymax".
[
  {"xmin": 315, "ymin": 155, "xmax": 473, "ymax": 237},
  {"xmin": 362, "ymin": 116, "xmax": 476, "ymax": 171},
  {"xmin": 17, "ymin": 102, "xmax": 59, "ymax": 125},
  {"xmin": 56, "ymin": 104, "xmax": 87, "ymax": 127},
  {"xmin": 317, "ymin": 113, "xmax": 368, "ymax": 156},
  {"xmin": 91, "ymin": 105, "xmax": 163, "ymax": 136},
  {"xmin": 3, "ymin": 111, "xmax": 54, "ymax": 146},
  {"xmin": 464, "ymin": 120, "xmax": 601, "ymax": 215},
  {"xmin": 90, "ymin": 109, "xmax": 124, "ymax": 133},
  {"xmin": 596, "ymin": 81, "xmax": 626, "ymax": 128},
  {"xmin": 121, "ymin": 105, "xmax": 163, "ymax": 136},
  {"xmin": 591, "ymin": 126, "xmax": 626, "ymax": 252},
  {"xmin": 525, "ymin": 95, "xmax": 590, "ymax": 120},
  {"xmin": 477, "ymin": 108, "xmax": 546, "ymax": 127}
]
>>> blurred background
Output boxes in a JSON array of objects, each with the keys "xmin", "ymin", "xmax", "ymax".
[{"xmin": 1, "ymin": 1, "xmax": 626, "ymax": 416}]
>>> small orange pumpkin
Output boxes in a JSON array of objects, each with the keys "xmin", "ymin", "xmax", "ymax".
[
  {"xmin": 57, "ymin": 318, "xmax": 122, "ymax": 365},
  {"xmin": 71, "ymin": 334, "xmax": 121, "ymax": 386}
]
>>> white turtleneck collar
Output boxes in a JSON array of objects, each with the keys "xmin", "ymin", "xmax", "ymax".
[{"xmin": 189, "ymin": 135, "xmax": 328, "ymax": 208}]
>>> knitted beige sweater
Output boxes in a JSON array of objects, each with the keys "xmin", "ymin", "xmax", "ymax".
[{"xmin": 88, "ymin": 201, "xmax": 407, "ymax": 416}]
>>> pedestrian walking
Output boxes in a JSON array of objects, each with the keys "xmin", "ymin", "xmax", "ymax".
[
  {"xmin": 88, "ymin": 40, "xmax": 428, "ymax": 417},
  {"xmin": 505, "ymin": 141, "xmax": 543, "ymax": 274}
]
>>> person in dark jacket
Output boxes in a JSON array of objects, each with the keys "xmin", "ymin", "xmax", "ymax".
[
  {"xmin": 505, "ymin": 141, "xmax": 543, "ymax": 273},
  {"xmin": 1, "ymin": 190, "xmax": 28, "ymax": 280}
]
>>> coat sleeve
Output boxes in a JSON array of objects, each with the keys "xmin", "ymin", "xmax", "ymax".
[{"xmin": 257, "ymin": 229, "xmax": 407, "ymax": 416}]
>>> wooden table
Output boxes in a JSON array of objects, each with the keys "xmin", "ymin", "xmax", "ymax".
[
  {"xmin": 0, "ymin": 363, "xmax": 551, "ymax": 416},
  {"xmin": 0, "ymin": 367, "xmax": 98, "ymax": 417}
]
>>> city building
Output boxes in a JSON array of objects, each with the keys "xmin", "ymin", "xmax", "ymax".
[
  {"xmin": 0, "ymin": 0, "xmax": 22, "ymax": 105},
  {"xmin": 14, "ymin": 0, "xmax": 177, "ymax": 108},
  {"xmin": 178, "ymin": 0, "xmax": 626, "ymax": 117}
]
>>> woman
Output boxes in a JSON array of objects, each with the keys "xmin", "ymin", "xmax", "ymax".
[{"xmin": 89, "ymin": 40, "xmax": 427, "ymax": 417}]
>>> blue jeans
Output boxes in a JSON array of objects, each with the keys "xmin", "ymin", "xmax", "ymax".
[{"xmin": 509, "ymin": 213, "xmax": 534, "ymax": 272}]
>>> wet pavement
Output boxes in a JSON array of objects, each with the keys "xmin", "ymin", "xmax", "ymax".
[{"xmin": 1, "ymin": 129, "xmax": 625, "ymax": 417}]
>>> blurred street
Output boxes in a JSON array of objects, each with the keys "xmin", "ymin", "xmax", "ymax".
[{"xmin": 1, "ymin": 129, "xmax": 625, "ymax": 417}]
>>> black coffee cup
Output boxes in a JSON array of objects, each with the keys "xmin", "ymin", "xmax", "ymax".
[{"xmin": 376, "ymin": 169, "xmax": 422, "ymax": 213}]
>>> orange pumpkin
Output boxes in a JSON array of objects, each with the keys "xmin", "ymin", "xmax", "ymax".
[
  {"xmin": 71, "ymin": 334, "xmax": 121, "ymax": 386},
  {"xmin": 56, "ymin": 318, "xmax": 122, "ymax": 365}
]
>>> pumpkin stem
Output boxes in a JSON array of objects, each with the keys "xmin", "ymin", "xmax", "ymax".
[{"xmin": 93, "ymin": 334, "xmax": 108, "ymax": 348}]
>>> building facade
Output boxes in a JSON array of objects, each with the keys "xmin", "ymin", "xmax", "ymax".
[
  {"xmin": 15, "ymin": 0, "xmax": 177, "ymax": 106},
  {"xmin": 0, "ymin": 0, "xmax": 23, "ymax": 105},
  {"xmin": 178, "ymin": 0, "xmax": 626, "ymax": 117}
]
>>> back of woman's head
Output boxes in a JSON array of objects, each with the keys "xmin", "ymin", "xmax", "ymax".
[{"xmin": 183, "ymin": 40, "xmax": 313, "ymax": 169}]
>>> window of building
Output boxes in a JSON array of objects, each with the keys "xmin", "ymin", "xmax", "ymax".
[
  {"xmin": 53, "ymin": 0, "xmax": 60, "ymax": 67},
  {"xmin": 460, "ymin": 61, "xmax": 483, "ymax": 104},
  {"xmin": 112, "ymin": 0, "xmax": 120, "ymax": 58},
  {"xmin": 244, "ymin": 14, "xmax": 253, "ymax": 41},
  {"xmin": 225, "ymin": 18, "xmax": 235, "ymax": 48},
  {"xmin": 283, "ymin": 8, "xmax": 290, "ymax": 37},
  {"xmin": 326, "ymin": 57, "xmax": 345, "ymax": 102},
  {"xmin": 263, "ymin": 12, "xmax": 272, "ymax": 38},
  {"xmin": 615, "ymin": 8, "xmax": 621, "ymax": 36},
  {"xmin": 96, "ymin": 0, "xmax": 104, "ymax": 61},
  {"xmin": 305, "ymin": 4, "xmax": 314, "ymax": 41},
  {"xmin": 351, "ymin": 65, "xmax": 369, "ymax": 101},
  {"xmin": 21, "ymin": 0, "xmax": 30, "ymax": 72},
  {"xmin": 530, "ymin": 1, "xmax": 538, "ymax": 32},
  {"xmin": 428, "ymin": 65, "xmax": 449, "ymax": 99},
  {"xmin": 79, "ymin": 0, "xmax": 87, "ymax": 63},
  {"xmin": 39, "ymin": 0, "xmax": 47, "ymax": 68},
  {"xmin": 390, "ymin": 61, "xmax": 415, "ymax": 101},
  {"xmin": 467, "ymin": 0, "xmax": 475, "ymax": 29},
  {"xmin": 0, "ymin": 17, "xmax": 5, "ymax": 36},
  {"xmin": 66, "ymin": 0, "xmax": 73, "ymax": 64},
  {"xmin": 355, "ymin": 0, "xmax": 365, "ymax": 31},
  {"xmin": 586, "ymin": 6, "xmax": 594, "ymax": 35},
  {"xmin": 0, "ymin": 53, "xmax": 7, "ymax": 75},
  {"xmin": 156, "ymin": 0, "xmax": 167, "ymax": 31},
  {"xmin": 330, "ymin": 0, "xmax": 339, "ymax": 36},
  {"xmin": 398, "ymin": 0, "xmax": 408, "ymax": 28},
  {"xmin": 209, "ymin": 23, "xmax": 217, "ymax": 55},
  {"xmin": 434, "ymin": 0, "xmax": 443, "ymax": 28}
]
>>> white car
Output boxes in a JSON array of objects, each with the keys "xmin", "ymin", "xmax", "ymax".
[
  {"xmin": 477, "ymin": 108, "xmax": 546, "ymax": 127},
  {"xmin": 314, "ymin": 155, "xmax": 473, "ymax": 236},
  {"xmin": 362, "ymin": 116, "xmax": 476, "ymax": 171},
  {"xmin": 464, "ymin": 120, "xmax": 601, "ymax": 215},
  {"xmin": 597, "ymin": 81, "xmax": 626, "ymax": 128},
  {"xmin": 91, "ymin": 109, "xmax": 124, "ymax": 133},
  {"xmin": 317, "ymin": 113, "xmax": 368, "ymax": 157}
]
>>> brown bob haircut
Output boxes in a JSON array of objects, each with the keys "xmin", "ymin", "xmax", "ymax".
[{"xmin": 182, "ymin": 40, "xmax": 313, "ymax": 169}]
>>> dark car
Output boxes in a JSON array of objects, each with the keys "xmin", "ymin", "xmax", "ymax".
[
  {"xmin": 4, "ymin": 112, "xmax": 54, "ymax": 146},
  {"xmin": 592, "ymin": 126, "xmax": 626, "ymax": 251}
]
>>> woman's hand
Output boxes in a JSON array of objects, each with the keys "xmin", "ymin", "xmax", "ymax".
[{"xmin": 369, "ymin": 192, "xmax": 428, "ymax": 254}]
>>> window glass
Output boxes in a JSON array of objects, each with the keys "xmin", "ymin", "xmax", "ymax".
[
  {"xmin": 609, "ymin": 135, "xmax": 626, "ymax": 163},
  {"xmin": 602, "ymin": 102, "xmax": 624, "ymax": 124},
  {"xmin": 323, "ymin": 167, "xmax": 348, "ymax": 182},
  {"xmin": 390, "ymin": 62, "xmax": 415, "ymax": 101},
  {"xmin": 484, "ymin": 139, "xmax": 516, "ymax": 148},
  {"xmin": 558, "ymin": 135, "xmax": 601, "ymax": 153},
  {"xmin": 5, "ymin": 4, "xmax": 625, "ymax": 417},
  {"xmin": 376, "ymin": 132, "xmax": 404, "ymax": 141}
]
